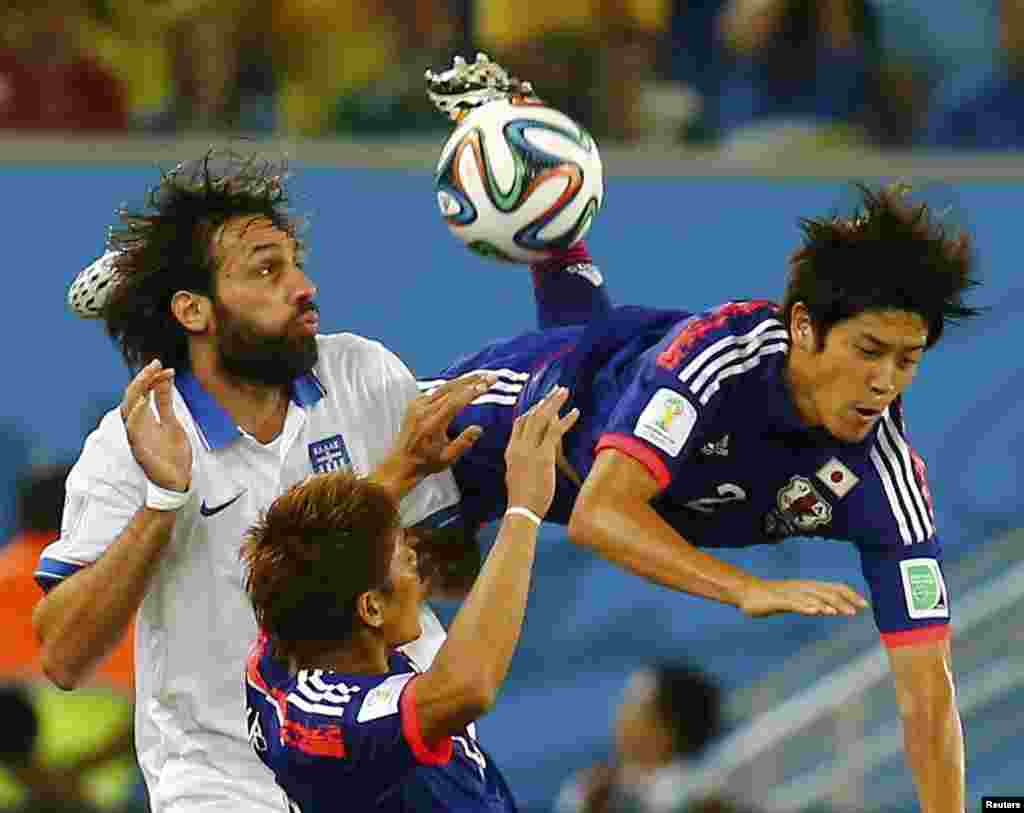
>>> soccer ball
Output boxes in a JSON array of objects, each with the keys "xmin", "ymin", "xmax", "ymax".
[{"xmin": 435, "ymin": 98, "xmax": 603, "ymax": 263}]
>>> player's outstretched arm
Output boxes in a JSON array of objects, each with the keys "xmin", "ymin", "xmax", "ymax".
[
  {"xmin": 887, "ymin": 639, "xmax": 965, "ymax": 813},
  {"xmin": 570, "ymin": 449, "xmax": 868, "ymax": 617},
  {"xmin": 35, "ymin": 361, "xmax": 192, "ymax": 689},
  {"xmin": 410, "ymin": 387, "xmax": 579, "ymax": 744}
]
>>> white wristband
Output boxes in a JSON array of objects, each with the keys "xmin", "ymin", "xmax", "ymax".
[
  {"xmin": 505, "ymin": 506, "xmax": 542, "ymax": 527},
  {"xmin": 146, "ymin": 480, "xmax": 192, "ymax": 512}
]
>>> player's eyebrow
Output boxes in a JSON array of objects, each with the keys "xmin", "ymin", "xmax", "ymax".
[
  {"xmin": 248, "ymin": 243, "xmax": 284, "ymax": 258},
  {"xmin": 860, "ymin": 332, "xmax": 926, "ymax": 353}
]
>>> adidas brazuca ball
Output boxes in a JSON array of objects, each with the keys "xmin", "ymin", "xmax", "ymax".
[{"xmin": 435, "ymin": 98, "xmax": 603, "ymax": 263}]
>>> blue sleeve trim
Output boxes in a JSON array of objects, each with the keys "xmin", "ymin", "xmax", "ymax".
[
  {"xmin": 34, "ymin": 557, "xmax": 86, "ymax": 593},
  {"xmin": 412, "ymin": 504, "xmax": 462, "ymax": 530}
]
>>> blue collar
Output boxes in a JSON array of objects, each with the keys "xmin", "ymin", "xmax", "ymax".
[{"xmin": 175, "ymin": 370, "xmax": 325, "ymax": 450}]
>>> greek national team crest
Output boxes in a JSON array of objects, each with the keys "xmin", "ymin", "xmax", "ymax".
[
  {"xmin": 764, "ymin": 476, "xmax": 833, "ymax": 538},
  {"xmin": 309, "ymin": 434, "xmax": 351, "ymax": 473}
]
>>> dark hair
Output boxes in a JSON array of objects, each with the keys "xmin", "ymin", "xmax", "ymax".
[
  {"xmin": 16, "ymin": 463, "xmax": 72, "ymax": 534},
  {"xmin": 241, "ymin": 471, "xmax": 400, "ymax": 662},
  {"xmin": 653, "ymin": 661, "xmax": 722, "ymax": 758},
  {"xmin": 0, "ymin": 684, "xmax": 38, "ymax": 765},
  {"xmin": 103, "ymin": 149, "xmax": 302, "ymax": 372},
  {"xmin": 782, "ymin": 184, "xmax": 983, "ymax": 349}
]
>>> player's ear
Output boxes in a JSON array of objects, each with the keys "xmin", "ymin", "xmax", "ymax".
[
  {"xmin": 357, "ymin": 591, "xmax": 385, "ymax": 630},
  {"xmin": 790, "ymin": 302, "xmax": 815, "ymax": 352},
  {"xmin": 171, "ymin": 290, "xmax": 211, "ymax": 333}
]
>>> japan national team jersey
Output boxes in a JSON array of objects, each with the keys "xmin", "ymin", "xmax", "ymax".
[
  {"xmin": 432, "ymin": 302, "xmax": 949, "ymax": 646},
  {"xmin": 245, "ymin": 634, "xmax": 517, "ymax": 812},
  {"xmin": 35, "ymin": 333, "xmax": 461, "ymax": 813}
]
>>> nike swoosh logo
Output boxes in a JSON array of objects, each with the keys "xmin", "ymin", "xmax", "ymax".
[{"xmin": 199, "ymin": 491, "xmax": 247, "ymax": 517}]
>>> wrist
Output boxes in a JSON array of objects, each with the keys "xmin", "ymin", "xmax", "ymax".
[
  {"xmin": 732, "ymin": 572, "xmax": 763, "ymax": 609},
  {"xmin": 146, "ymin": 479, "xmax": 192, "ymax": 512},
  {"xmin": 505, "ymin": 505, "xmax": 543, "ymax": 527},
  {"xmin": 368, "ymin": 456, "xmax": 420, "ymax": 500}
]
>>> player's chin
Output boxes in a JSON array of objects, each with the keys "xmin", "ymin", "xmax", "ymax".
[
  {"xmin": 395, "ymin": 621, "xmax": 423, "ymax": 650},
  {"xmin": 826, "ymin": 414, "xmax": 876, "ymax": 444}
]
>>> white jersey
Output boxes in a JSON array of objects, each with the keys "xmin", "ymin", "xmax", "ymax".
[{"xmin": 35, "ymin": 333, "xmax": 460, "ymax": 813}]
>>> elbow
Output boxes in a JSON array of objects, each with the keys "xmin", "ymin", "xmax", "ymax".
[
  {"xmin": 454, "ymin": 675, "xmax": 499, "ymax": 720},
  {"xmin": 35, "ymin": 616, "xmax": 85, "ymax": 691},
  {"xmin": 39, "ymin": 647, "xmax": 82, "ymax": 692},
  {"xmin": 567, "ymin": 495, "xmax": 609, "ymax": 552}
]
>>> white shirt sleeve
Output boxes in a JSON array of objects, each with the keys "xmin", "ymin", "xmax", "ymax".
[{"xmin": 35, "ymin": 408, "xmax": 146, "ymax": 590}]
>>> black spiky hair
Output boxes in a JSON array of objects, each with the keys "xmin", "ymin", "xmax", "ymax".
[{"xmin": 782, "ymin": 183, "xmax": 984, "ymax": 349}]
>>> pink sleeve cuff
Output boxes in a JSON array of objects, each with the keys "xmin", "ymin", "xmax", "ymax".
[
  {"xmin": 880, "ymin": 623, "xmax": 950, "ymax": 648},
  {"xmin": 594, "ymin": 433, "xmax": 672, "ymax": 490},
  {"xmin": 400, "ymin": 676, "xmax": 454, "ymax": 766}
]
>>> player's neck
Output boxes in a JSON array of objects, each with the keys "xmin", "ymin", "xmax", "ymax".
[
  {"xmin": 783, "ymin": 351, "xmax": 822, "ymax": 428},
  {"xmin": 289, "ymin": 639, "xmax": 390, "ymax": 676},
  {"xmin": 189, "ymin": 354, "xmax": 290, "ymax": 443}
]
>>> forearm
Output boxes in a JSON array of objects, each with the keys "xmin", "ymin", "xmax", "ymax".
[
  {"xmin": 34, "ymin": 508, "xmax": 176, "ymax": 689},
  {"xmin": 431, "ymin": 514, "xmax": 538, "ymax": 701},
  {"xmin": 570, "ymin": 498, "xmax": 754, "ymax": 606},
  {"xmin": 901, "ymin": 698, "xmax": 965, "ymax": 813}
]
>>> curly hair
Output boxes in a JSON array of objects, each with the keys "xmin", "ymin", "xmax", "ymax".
[
  {"xmin": 241, "ymin": 471, "xmax": 400, "ymax": 663},
  {"xmin": 782, "ymin": 184, "xmax": 984, "ymax": 349},
  {"xmin": 103, "ymin": 149, "xmax": 303, "ymax": 371}
]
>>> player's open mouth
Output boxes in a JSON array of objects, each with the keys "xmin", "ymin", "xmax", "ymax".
[{"xmin": 854, "ymin": 406, "xmax": 882, "ymax": 420}]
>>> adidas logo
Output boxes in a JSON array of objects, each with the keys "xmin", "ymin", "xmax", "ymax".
[
  {"xmin": 700, "ymin": 434, "xmax": 730, "ymax": 457},
  {"xmin": 565, "ymin": 263, "xmax": 604, "ymax": 287}
]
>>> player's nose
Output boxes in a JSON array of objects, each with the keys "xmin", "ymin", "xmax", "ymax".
[
  {"xmin": 868, "ymin": 360, "xmax": 896, "ymax": 396},
  {"xmin": 291, "ymin": 267, "xmax": 318, "ymax": 305}
]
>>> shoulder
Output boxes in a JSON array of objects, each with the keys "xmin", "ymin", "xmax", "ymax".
[
  {"xmin": 314, "ymin": 332, "xmax": 411, "ymax": 384},
  {"xmin": 249, "ymin": 640, "xmax": 416, "ymax": 731},
  {"xmin": 70, "ymin": 406, "xmax": 141, "ymax": 487},
  {"xmin": 655, "ymin": 300, "xmax": 785, "ymax": 371},
  {"xmin": 652, "ymin": 301, "xmax": 787, "ymax": 407},
  {"xmin": 859, "ymin": 399, "xmax": 936, "ymax": 546}
]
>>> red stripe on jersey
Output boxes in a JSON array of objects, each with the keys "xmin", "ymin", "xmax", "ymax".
[
  {"xmin": 282, "ymin": 719, "xmax": 346, "ymax": 759},
  {"xmin": 246, "ymin": 633, "xmax": 289, "ymax": 723},
  {"xmin": 594, "ymin": 433, "xmax": 672, "ymax": 490},
  {"xmin": 881, "ymin": 624, "xmax": 950, "ymax": 648},
  {"xmin": 400, "ymin": 677, "xmax": 453, "ymax": 766},
  {"xmin": 657, "ymin": 301, "xmax": 776, "ymax": 370},
  {"xmin": 910, "ymin": 448, "xmax": 936, "ymax": 521},
  {"xmin": 247, "ymin": 632, "xmax": 347, "ymax": 758}
]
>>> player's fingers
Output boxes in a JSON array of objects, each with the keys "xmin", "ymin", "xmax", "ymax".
[
  {"xmin": 522, "ymin": 387, "xmax": 569, "ymax": 440},
  {"xmin": 802, "ymin": 584, "xmax": 858, "ymax": 616},
  {"xmin": 837, "ymin": 583, "xmax": 870, "ymax": 609},
  {"xmin": 435, "ymin": 375, "xmax": 495, "ymax": 418},
  {"xmin": 153, "ymin": 370, "xmax": 178, "ymax": 425},
  {"xmin": 426, "ymin": 373, "xmax": 496, "ymax": 404},
  {"xmin": 124, "ymin": 390, "xmax": 154, "ymax": 434},
  {"xmin": 121, "ymin": 359, "xmax": 162, "ymax": 420},
  {"xmin": 552, "ymin": 406, "xmax": 580, "ymax": 438},
  {"xmin": 440, "ymin": 425, "xmax": 484, "ymax": 466}
]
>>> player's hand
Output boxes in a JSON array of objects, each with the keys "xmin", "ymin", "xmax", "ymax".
[
  {"xmin": 739, "ymin": 577, "xmax": 869, "ymax": 618},
  {"xmin": 391, "ymin": 373, "xmax": 497, "ymax": 477},
  {"xmin": 121, "ymin": 360, "xmax": 192, "ymax": 492},
  {"xmin": 505, "ymin": 386, "xmax": 580, "ymax": 519}
]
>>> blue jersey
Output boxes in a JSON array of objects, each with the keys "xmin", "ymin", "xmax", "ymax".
[
  {"xmin": 245, "ymin": 634, "xmax": 517, "ymax": 812},
  {"xmin": 428, "ymin": 301, "xmax": 948, "ymax": 646}
]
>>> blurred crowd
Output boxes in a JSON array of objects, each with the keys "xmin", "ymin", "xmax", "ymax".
[{"xmin": 0, "ymin": 0, "xmax": 1019, "ymax": 151}]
